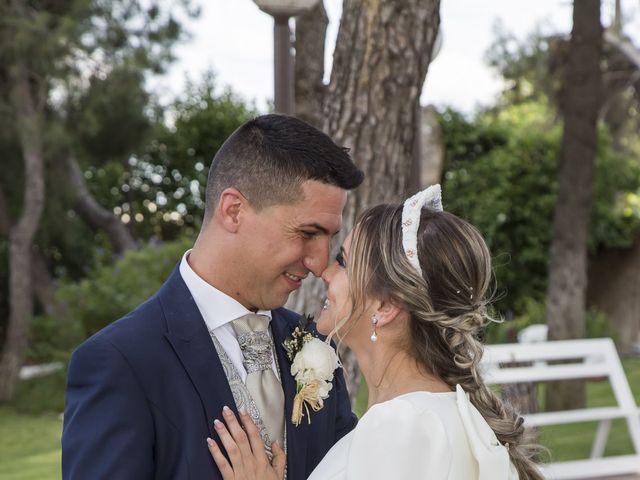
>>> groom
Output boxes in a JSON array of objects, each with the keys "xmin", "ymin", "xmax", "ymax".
[{"xmin": 62, "ymin": 114, "xmax": 363, "ymax": 479}]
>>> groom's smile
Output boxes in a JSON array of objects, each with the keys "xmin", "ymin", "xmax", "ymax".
[{"xmin": 283, "ymin": 271, "xmax": 307, "ymax": 289}]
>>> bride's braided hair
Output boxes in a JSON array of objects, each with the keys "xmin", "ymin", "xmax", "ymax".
[{"xmin": 348, "ymin": 204, "xmax": 543, "ymax": 480}]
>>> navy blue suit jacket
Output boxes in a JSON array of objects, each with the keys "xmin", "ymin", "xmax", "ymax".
[{"xmin": 62, "ymin": 266, "xmax": 357, "ymax": 479}]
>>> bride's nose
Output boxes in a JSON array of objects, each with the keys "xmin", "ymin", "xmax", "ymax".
[{"xmin": 321, "ymin": 264, "xmax": 336, "ymax": 286}]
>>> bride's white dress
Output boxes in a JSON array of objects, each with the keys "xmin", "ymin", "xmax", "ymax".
[{"xmin": 308, "ymin": 385, "xmax": 519, "ymax": 480}]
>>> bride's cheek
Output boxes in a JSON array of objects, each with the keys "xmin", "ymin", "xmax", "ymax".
[{"xmin": 315, "ymin": 312, "xmax": 329, "ymax": 335}]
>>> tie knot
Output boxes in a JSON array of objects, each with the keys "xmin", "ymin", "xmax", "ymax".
[
  {"xmin": 233, "ymin": 313, "xmax": 270, "ymax": 334},
  {"xmin": 232, "ymin": 314, "xmax": 273, "ymax": 374}
]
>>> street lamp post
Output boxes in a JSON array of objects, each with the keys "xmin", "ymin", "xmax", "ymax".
[
  {"xmin": 273, "ymin": 14, "xmax": 293, "ymax": 114},
  {"xmin": 252, "ymin": 0, "xmax": 320, "ymax": 115}
]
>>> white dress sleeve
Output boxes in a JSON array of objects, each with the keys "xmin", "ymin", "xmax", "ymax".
[{"xmin": 346, "ymin": 398, "xmax": 452, "ymax": 480}]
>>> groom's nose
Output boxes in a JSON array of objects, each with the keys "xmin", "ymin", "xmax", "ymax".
[{"xmin": 302, "ymin": 236, "xmax": 331, "ymax": 277}]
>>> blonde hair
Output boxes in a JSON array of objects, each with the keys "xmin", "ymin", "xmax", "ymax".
[{"xmin": 343, "ymin": 204, "xmax": 543, "ymax": 480}]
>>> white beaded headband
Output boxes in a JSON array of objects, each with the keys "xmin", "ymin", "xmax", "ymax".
[{"xmin": 401, "ymin": 184, "xmax": 443, "ymax": 276}]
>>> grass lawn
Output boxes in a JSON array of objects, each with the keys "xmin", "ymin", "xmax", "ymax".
[
  {"xmin": 538, "ymin": 357, "xmax": 640, "ymax": 462},
  {"xmin": 0, "ymin": 407, "xmax": 62, "ymax": 480}
]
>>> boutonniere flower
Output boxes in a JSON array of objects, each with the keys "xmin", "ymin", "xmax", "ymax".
[{"xmin": 283, "ymin": 314, "xmax": 341, "ymax": 426}]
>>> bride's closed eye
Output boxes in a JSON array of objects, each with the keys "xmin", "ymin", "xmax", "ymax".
[{"xmin": 336, "ymin": 251, "xmax": 346, "ymax": 268}]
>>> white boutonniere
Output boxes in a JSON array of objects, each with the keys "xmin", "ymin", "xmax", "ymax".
[{"xmin": 282, "ymin": 314, "xmax": 341, "ymax": 426}]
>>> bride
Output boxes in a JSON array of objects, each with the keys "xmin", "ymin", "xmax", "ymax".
[{"xmin": 206, "ymin": 186, "xmax": 542, "ymax": 480}]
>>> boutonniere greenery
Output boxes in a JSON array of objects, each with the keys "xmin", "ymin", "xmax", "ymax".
[{"xmin": 283, "ymin": 314, "xmax": 341, "ymax": 426}]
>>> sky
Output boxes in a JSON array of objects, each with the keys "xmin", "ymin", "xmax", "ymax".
[{"xmin": 156, "ymin": 0, "xmax": 640, "ymax": 115}]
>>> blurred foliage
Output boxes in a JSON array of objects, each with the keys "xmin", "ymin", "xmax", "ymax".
[
  {"xmin": 485, "ymin": 22, "xmax": 566, "ymax": 108},
  {"xmin": 0, "ymin": 0, "xmax": 198, "ymax": 82},
  {"xmin": 485, "ymin": 297, "xmax": 617, "ymax": 344},
  {"xmin": 1, "ymin": 69, "xmax": 254, "ymax": 360},
  {"xmin": 0, "ymin": 0, "xmax": 254, "ymax": 360},
  {"xmin": 85, "ymin": 72, "xmax": 256, "ymax": 242},
  {"xmin": 486, "ymin": 20, "xmax": 640, "ymax": 142},
  {"xmin": 67, "ymin": 66, "xmax": 155, "ymax": 167},
  {"xmin": 8, "ymin": 370, "xmax": 67, "ymax": 414},
  {"xmin": 24, "ymin": 315, "xmax": 80, "ymax": 365},
  {"xmin": 440, "ymin": 101, "xmax": 640, "ymax": 316},
  {"xmin": 59, "ymin": 238, "xmax": 191, "ymax": 336},
  {"xmin": 0, "ymin": 240, "xmax": 8, "ymax": 348},
  {"xmin": 0, "ymin": 0, "xmax": 199, "ymax": 356}
]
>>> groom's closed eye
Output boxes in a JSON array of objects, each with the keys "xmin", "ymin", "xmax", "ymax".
[
  {"xmin": 298, "ymin": 223, "xmax": 340, "ymax": 238},
  {"xmin": 299, "ymin": 230, "xmax": 320, "ymax": 239}
]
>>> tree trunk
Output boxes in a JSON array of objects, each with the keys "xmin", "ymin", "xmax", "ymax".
[
  {"xmin": 545, "ymin": 0, "xmax": 601, "ymax": 411},
  {"xmin": 294, "ymin": 1, "xmax": 328, "ymax": 128},
  {"xmin": 0, "ymin": 188, "xmax": 70, "ymax": 322},
  {"xmin": 289, "ymin": 0, "xmax": 441, "ymax": 405},
  {"xmin": 30, "ymin": 253, "xmax": 71, "ymax": 320},
  {"xmin": 0, "ymin": 61, "xmax": 46, "ymax": 401},
  {"xmin": 325, "ymin": 0, "xmax": 440, "ymax": 210},
  {"xmin": 419, "ymin": 105, "xmax": 444, "ymax": 188},
  {"xmin": 66, "ymin": 155, "xmax": 137, "ymax": 254},
  {"xmin": 0, "ymin": 187, "xmax": 11, "ymax": 233},
  {"xmin": 588, "ymin": 238, "xmax": 640, "ymax": 353}
]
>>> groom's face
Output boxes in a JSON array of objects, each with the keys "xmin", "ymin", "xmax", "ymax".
[{"xmin": 237, "ymin": 180, "xmax": 347, "ymax": 311}]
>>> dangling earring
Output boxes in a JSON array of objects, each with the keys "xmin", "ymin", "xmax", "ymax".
[{"xmin": 370, "ymin": 315, "xmax": 379, "ymax": 343}]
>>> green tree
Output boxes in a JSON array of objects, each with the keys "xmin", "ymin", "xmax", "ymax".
[
  {"xmin": 440, "ymin": 101, "xmax": 640, "ymax": 317},
  {"xmin": 0, "ymin": 0, "xmax": 196, "ymax": 401},
  {"xmin": 87, "ymin": 73, "xmax": 255, "ymax": 242},
  {"xmin": 545, "ymin": 0, "xmax": 602, "ymax": 410}
]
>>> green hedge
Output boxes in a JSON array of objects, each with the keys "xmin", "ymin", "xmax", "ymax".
[{"xmin": 440, "ymin": 102, "xmax": 640, "ymax": 316}]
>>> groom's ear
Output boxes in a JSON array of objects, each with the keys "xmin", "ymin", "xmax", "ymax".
[
  {"xmin": 217, "ymin": 188, "xmax": 247, "ymax": 233},
  {"xmin": 373, "ymin": 300, "xmax": 403, "ymax": 328}
]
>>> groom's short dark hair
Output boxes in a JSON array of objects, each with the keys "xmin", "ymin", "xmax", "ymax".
[{"xmin": 203, "ymin": 114, "xmax": 363, "ymax": 219}]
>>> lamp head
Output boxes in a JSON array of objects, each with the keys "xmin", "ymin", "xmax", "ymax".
[{"xmin": 253, "ymin": 0, "xmax": 320, "ymax": 17}]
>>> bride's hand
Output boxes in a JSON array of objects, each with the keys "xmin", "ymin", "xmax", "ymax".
[{"xmin": 207, "ymin": 406, "xmax": 286, "ymax": 480}]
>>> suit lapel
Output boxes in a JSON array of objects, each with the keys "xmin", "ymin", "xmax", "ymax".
[
  {"xmin": 158, "ymin": 271, "xmax": 310, "ymax": 476},
  {"xmin": 270, "ymin": 309, "xmax": 308, "ymax": 480},
  {"xmin": 159, "ymin": 267, "xmax": 236, "ymax": 434}
]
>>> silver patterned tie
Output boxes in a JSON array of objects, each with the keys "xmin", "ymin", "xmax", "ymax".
[{"xmin": 232, "ymin": 313, "xmax": 285, "ymax": 446}]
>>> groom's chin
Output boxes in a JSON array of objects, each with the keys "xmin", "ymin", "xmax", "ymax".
[{"xmin": 260, "ymin": 291, "xmax": 293, "ymax": 311}]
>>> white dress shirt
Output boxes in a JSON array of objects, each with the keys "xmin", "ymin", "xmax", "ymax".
[{"xmin": 179, "ymin": 250, "xmax": 279, "ymax": 382}]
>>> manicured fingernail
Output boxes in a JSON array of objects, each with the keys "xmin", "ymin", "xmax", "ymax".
[
  {"xmin": 223, "ymin": 405, "xmax": 232, "ymax": 415},
  {"xmin": 214, "ymin": 419, "xmax": 223, "ymax": 429},
  {"xmin": 239, "ymin": 408, "xmax": 247, "ymax": 416},
  {"xmin": 206, "ymin": 437, "xmax": 214, "ymax": 446}
]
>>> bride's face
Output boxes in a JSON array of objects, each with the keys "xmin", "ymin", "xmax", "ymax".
[{"xmin": 316, "ymin": 231, "xmax": 355, "ymax": 338}]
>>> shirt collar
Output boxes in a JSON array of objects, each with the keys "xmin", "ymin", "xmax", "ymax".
[{"xmin": 179, "ymin": 250, "xmax": 272, "ymax": 332}]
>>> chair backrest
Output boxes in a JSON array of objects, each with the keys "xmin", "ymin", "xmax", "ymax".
[
  {"xmin": 517, "ymin": 324, "xmax": 548, "ymax": 344},
  {"xmin": 482, "ymin": 338, "xmax": 640, "ymax": 479}
]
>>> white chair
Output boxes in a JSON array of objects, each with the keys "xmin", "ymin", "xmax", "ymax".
[
  {"xmin": 517, "ymin": 324, "xmax": 548, "ymax": 344},
  {"xmin": 482, "ymin": 338, "xmax": 640, "ymax": 479}
]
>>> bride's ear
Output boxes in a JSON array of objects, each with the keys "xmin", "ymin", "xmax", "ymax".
[{"xmin": 373, "ymin": 300, "xmax": 403, "ymax": 328}]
